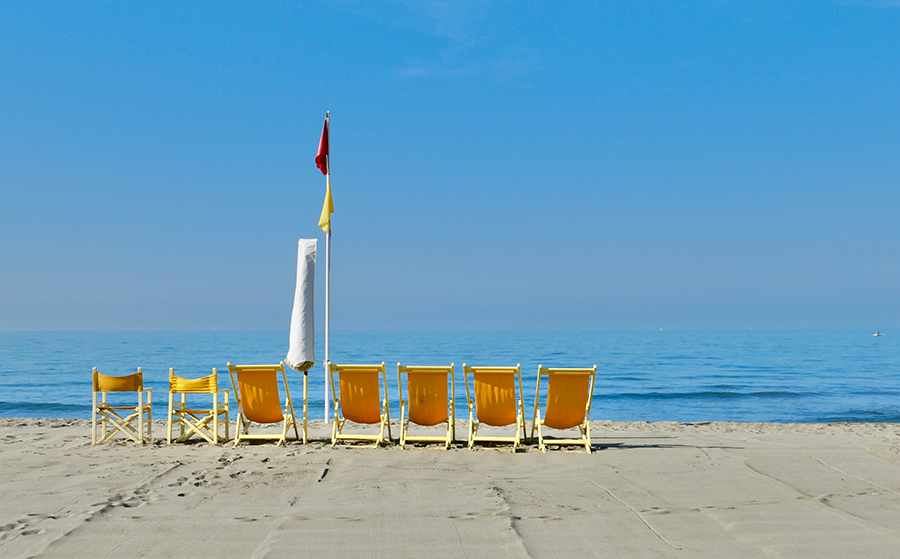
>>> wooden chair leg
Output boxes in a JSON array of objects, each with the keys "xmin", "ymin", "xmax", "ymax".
[
  {"xmin": 92, "ymin": 392, "xmax": 98, "ymax": 445},
  {"xmin": 146, "ymin": 393, "xmax": 152, "ymax": 443}
]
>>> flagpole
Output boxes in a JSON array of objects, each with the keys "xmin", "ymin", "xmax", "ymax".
[{"xmin": 323, "ymin": 111, "xmax": 331, "ymax": 422}]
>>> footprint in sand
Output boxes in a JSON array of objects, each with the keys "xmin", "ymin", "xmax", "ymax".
[{"xmin": 21, "ymin": 528, "xmax": 45, "ymax": 536}]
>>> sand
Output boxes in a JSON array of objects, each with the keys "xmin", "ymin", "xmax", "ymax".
[{"xmin": 2, "ymin": 418, "xmax": 900, "ymax": 558}]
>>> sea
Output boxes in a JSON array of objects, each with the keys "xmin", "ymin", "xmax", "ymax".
[{"xmin": 1, "ymin": 330, "xmax": 898, "ymax": 423}]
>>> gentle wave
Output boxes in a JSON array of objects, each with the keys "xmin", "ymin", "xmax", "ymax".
[
  {"xmin": 596, "ymin": 390, "xmax": 811, "ymax": 401},
  {"xmin": 0, "ymin": 401, "xmax": 88, "ymax": 417},
  {"xmin": 817, "ymin": 409, "xmax": 900, "ymax": 423}
]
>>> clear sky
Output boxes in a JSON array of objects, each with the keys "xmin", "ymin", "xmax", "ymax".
[{"xmin": 2, "ymin": 1, "xmax": 898, "ymax": 331}]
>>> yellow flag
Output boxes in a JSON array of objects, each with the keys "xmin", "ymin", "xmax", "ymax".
[{"xmin": 318, "ymin": 175, "xmax": 334, "ymax": 233}]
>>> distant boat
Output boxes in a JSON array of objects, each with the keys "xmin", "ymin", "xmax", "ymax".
[{"xmin": 874, "ymin": 331, "xmax": 884, "ymax": 337}]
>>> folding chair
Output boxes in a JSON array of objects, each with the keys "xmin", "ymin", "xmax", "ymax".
[
  {"xmin": 227, "ymin": 362, "xmax": 305, "ymax": 446},
  {"xmin": 91, "ymin": 367, "xmax": 152, "ymax": 444},
  {"xmin": 397, "ymin": 363, "xmax": 455, "ymax": 449},
  {"xmin": 530, "ymin": 365, "xmax": 597, "ymax": 453},
  {"xmin": 167, "ymin": 368, "xmax": 230, "ymax": 444},
  {"xmin": 329, "ymin": 362, "xmax": 391, "ymax": 447},
  {"xmin": 463, "ymin": 364, "xmax": 526, "ymax": 450}
]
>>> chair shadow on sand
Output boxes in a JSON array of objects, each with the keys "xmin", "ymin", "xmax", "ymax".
[{"xmin": 588, "ymin": 435, "xmax": 744, "ymax": 452}]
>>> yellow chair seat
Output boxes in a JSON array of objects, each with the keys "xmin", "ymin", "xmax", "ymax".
[
  {"xmin": 408, "ymin": 372, "xmax": 449, "ymax": 426},
  {"xmin": 473, "ymin": 373, "xmax": 518, "ymax": 427},
  {"xmin": 237, "ymin": 371, "xmax": 286, "ymax": 424},
  {"xmin": 339, "ymin": 371, "xmax": 382, "ymax": 424}
]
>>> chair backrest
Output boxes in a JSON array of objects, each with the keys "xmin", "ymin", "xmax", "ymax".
[
  {"xmin": 465, "ymin": 365, "xmax": 522, "ymax": 427},
  {"xmin": 539, "ymin": 366, "xmax": 597, "ymax": 430},
  {"xmin": 398, "ymin": 364, "xmax": 453, "ymax": 426},
  {"xmin": 329, "ymin": 363, "xmax": 387, "ymax": 425},
  {"xmin": 93, "ymin": 367, "xmax": 143, "ymax": 393},
  {"xmin": 169, "ymin": 368, "xmax": 218, "ymax": 393},
  {"xmin": 227, "ymin": 363, "xmax": 286, "ymax": 424}
]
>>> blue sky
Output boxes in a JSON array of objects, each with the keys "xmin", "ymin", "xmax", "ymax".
[{"xmin": 2, "ymin": 1, "xmax": 898, "ymax": 331}]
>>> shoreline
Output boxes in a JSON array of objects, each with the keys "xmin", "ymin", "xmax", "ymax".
[
  {"xmin": 3, "ymin": 419, "xmax": 900, "ymax": 557},
  {"xmin": 5, "ymin": 416, "xmax": 900, "ymax": 435}
]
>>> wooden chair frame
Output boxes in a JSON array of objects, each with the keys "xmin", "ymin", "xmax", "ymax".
[
  {"xmin": 463, "ymin": 364, "xmax": 526, "ymax": 450},
  {"xmin": 91, "ymin": 367, "xmax": 152, "ymax": 445},
  {"xmin": 329, "ymin": 362, "xmax": 392, "ymax": 447},
  {"xmin": 227, "ymin": 362, "xmax": 305, "ymax": 446},
  {"xmin": 397, "ymin": 363, "xmax": 455, "ymax": 449},
  {"xmin": 167, "ymin": 368, "xmax": 230, "ymax": 444},
  {"xmin": 530, "ymin": 365, "xmax": 597, "ymax": 453}
]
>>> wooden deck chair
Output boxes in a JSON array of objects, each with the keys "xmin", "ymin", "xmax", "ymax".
[
  {"xmin": 92, "ymin": 367, "xmax": 152, "ymax": 445},
  {"xmin": 227, "ymin": 362, "xmax": 305, "ymax": 446},
  {"xmin": 167, "ymin": 368, "xmax": 230, "ymax": 444},
  {"xmin": 397, "ymin": 363, "xmax": 455, "ymax": 449},
  {"xmin": 463, "ymin": 364, "xmax": 526, "ymax": 450},
  {"xmin": 530, "ymin": 365, "xmax": 597, "ymax": 453},
  {"xmin": 329, "ymin": 362, "xmax": 391, "ymax": 447}
]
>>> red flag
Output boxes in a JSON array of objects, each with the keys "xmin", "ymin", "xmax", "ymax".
[{"xmin": 315, "ymin": 120, "xmax": 329, "ymax": 175}]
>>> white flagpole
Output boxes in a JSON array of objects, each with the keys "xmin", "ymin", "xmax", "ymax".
[
  {"xmin": 323, "ymin": 111, "xmax": 331, "ymax": 422},
  {"xmin": 324, "ymin": 230, "xmax": 331, "ymax": 420}
]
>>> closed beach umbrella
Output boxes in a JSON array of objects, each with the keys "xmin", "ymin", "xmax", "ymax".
[{"xmin": 286, "ymin": 238, "xmax": 317, "ymax": 372}]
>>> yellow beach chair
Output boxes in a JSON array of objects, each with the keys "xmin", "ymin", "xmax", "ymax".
[
  {"xmin": 397, "ymin": 363, "xmax": 455, "ymax": 449},
  {"xmin": 91, "ymin": 367, "xmax": 152, "ymax": 445},
  {"xmin": 167, "ymin": 368, "xmax": 230, "ymax": 444},
  {"xmin": 530, "ymin": 365, "xmax": 597, "ymax": 453},
  {"xmin": 329, "ymin": 362, "xmax": 391, "ymax": 447},
  {"xmin": 463, "ymin": 364, "xmax": 526, "ymax": 450},
  {"xmin": 227, "ymin": 362, "xmax": 305, "ymax": 446}
]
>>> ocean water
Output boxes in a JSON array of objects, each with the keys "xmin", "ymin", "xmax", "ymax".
[{"xmin": 0, "ymin": 330, "xmax": 898, "ymax": 423}]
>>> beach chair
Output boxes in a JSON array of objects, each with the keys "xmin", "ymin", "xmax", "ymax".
[
  {"xmin": 397, "ymin": 363, "xmax": 455, "ymax": 449},
  {"xmin": 91, "ymin": 367, "xmax": 152, "ymax": 445},
  {"xmin": 227, "ymin": 362, "xmax": 305, "ymax": 446},
  {"xmin": 463, "ymin": 364, "xmax": 526, "ymax": 450},
  {"xmin": 530, "ymin": 365, "xmax": 597, "ymax": 453},
  {"xmin": 167, "ymin": 368, "xmax": 230, "ymax": 444},
  {"xmin": 329, "ymin": 362, "xmax": 391, "ymax": 447}
]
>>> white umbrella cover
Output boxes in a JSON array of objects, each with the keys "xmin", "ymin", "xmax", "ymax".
[{"xmin": 286, "ymin": 238, "xmax": 316, "ymax": 371}]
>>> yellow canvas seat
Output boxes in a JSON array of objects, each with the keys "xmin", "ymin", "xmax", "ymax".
[
  {"xmin": 329, "ymin": 362, "xmax": 391, "ymax": 447},
  {"xmin": 167, "ymin": 368, "xmax": 230, "ymax": 444},
  {"xmin": 397, "ymin": 363, "xmax": 455, "ymax": 449},
  {"xmin": 463, "ymin": 364, "xmax": 526, "ymax": 450},
  {"xmin": 91, "ymin": 367, "xmax": 152, "ymax": 444},
  {"xmin": 227, "ymin": 362, "xmax": 305, "ymax": 446},
  {"xmin": 530, "ymin": 365, "xmax": 597, "ymax": 453}
]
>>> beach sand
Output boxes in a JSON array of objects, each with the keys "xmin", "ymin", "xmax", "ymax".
[{"xmin": 2, "ymin": 419, "xmax": 900, "ymax": 558}]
